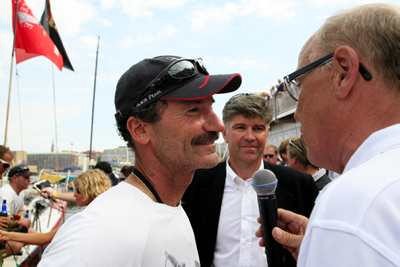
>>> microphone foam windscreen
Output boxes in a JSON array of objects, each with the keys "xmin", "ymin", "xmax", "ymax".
[{"xmin": 251, "ymin": 169, "xmax": 278, "ymax": 195}]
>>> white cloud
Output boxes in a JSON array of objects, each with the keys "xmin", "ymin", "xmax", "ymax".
[
  {"xmin": 80, "ymin": 35, "xmax": 100, "ymax": 49},
  {"xmin": 101, "ymin": 0, "xmax": 116, "ymax": 9},
  {"xmin": 112, "ymin": 0, "xmax": 187, "ymax": 17},
  {"xmin": 118, "ymin": 24, "xmax": 177, "ymax": 48},
  {"xmin": 99, "ymin": 18, "xmax": 113, "ymax": 28},
  {"xmin": 206, "ymin": 55, "xmax": 270, "ymax": 73},
  {"xmin": 191, "ymin": 0, "xmax": 298, "ymax": 31},
  {"xmin": 45, "ymin": 0, "xmax": 96, "ymax": 36}
]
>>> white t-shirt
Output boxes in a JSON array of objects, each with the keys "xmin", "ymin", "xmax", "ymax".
[
  {"xmin": 298, "ymin": 124, "xmax": 400, "ymax": 267},
  {"xmin": 0, "ymin": 184, "xmax": 24, "ymax": 216},
  {"xmin": 39, "ymin": 182, "xmax": 200, "ymax": 267},
  {"xmin": 213, "ymin": 160, "xmax": 267, "ymax": 267}
]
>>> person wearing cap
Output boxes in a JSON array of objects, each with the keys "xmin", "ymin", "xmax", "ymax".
[
  {"xmin": 39, "ymin": 55, "xmax": 241, "ymax": 267},
  {"xmin": 0, "ymin": 146, "xmax": 13, "ymax": 178},
  {"xmin": 0, "ymin": 165, "xmax": 32, "ymax": 221},
  {"xmin": 182, "ymin": 93, "xmax": 318, "ymax": 267},
  {"xmin": 0, "ymin": 165, "xmax": 31, "ymax": 255}
]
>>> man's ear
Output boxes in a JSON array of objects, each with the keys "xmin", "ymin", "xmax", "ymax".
[
  {"xmin": 126, "ymin": 117, "xmax": 150, "ymax": 145},
  {"xmin": 332, "ymin": 46, "xmax": 360, "ymax": 99}
]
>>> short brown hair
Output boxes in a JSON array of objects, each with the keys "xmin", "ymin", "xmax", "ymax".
[{"xmin": 223, "ymin": 93, "xmax": 272, "ymax": 124}]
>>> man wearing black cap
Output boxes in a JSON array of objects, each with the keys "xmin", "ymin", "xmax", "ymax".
[
  {"xmin": 0, "ymin": 165, "xmax": 31, "ymax": 219},
  {"xmin": 39, "ymin": 55, "xmax": 241, "ymax": 266}
]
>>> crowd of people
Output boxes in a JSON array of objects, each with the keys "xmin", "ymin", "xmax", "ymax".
[
  {"xmin": 0, "ymin": 3, "xmax": 399, "ymax": 267},
  {"xmin": 0, "ymin": 145, "xmax": 124, "ymax": 258}
]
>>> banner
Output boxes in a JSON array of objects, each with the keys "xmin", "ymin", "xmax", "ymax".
[
  {"xmin": 40, "ymin": 0, "xmax": 74, "ymax": 71},
  {"xmin": 12, "ymin": 0, "xmax": 64, "ymax": 70}
]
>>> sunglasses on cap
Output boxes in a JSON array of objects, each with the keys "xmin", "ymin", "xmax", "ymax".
[
  {"xmin": 135, "ymin": 58, "xmax": 209, "ymax": 110},
  {"xmin": 0, "ymin": 159, "xmax": 10, "ymax": 170}
]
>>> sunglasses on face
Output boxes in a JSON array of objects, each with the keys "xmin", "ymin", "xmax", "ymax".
[
  {"xmin": 134, "ymin": 58, "xmax": 209, "ymax": 111},
  {"xmin": 264, "ymin": 154, "xmax": 275, "ymax": 159},
  {"xmin": 275, "ymin": 52, "xmax": 373, "ymax": 101}
]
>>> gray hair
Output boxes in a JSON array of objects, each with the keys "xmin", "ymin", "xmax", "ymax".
[
  {"xmin": 222, "ymin": 93, "xmax": 272, "ymax": 124},
  {"xmin": 315, "ymin": 3, "xmax": 400, "ymax": 89}
]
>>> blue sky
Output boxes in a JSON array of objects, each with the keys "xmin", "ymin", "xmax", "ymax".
[{"xmin": 0, "ymin": 0, "xmax": 398, "ymax": 153}]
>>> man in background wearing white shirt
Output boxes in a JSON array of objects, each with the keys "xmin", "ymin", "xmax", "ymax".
[{"xmin": 184, "ymin": 93, "xmax": 318, "ymax": 267}]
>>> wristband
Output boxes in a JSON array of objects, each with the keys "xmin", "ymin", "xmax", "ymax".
[{"xmin": 52, "ymin": 191, "xmax": 59, "ymax": 198}]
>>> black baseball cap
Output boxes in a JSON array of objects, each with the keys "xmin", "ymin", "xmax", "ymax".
[
  {"xmin": 115, "ymin": 55, "xmax": 242, "ymax": 115},
  {"xmin": 8, "ymin": 165, "xmax": 32, "ymax": 178}
]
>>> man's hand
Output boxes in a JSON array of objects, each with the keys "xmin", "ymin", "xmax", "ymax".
[{"xmin": 256, "ymin": 208, "xmax": 308, "ymax": 260}]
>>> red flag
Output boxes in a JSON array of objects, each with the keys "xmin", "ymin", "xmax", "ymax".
[{"xmin": 12, "ymin": 0, "xmax": 63, "ymax": 70}]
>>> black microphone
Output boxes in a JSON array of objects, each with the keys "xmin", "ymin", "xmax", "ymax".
[{"xmin": 252, "ymin": 169, "xmax": 281, "ymax": 267}]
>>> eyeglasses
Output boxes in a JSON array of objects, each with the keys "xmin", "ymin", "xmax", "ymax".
[
  {"xmin": 275, "ymin": 53, "xmax": 373, "ymax": 101},
  {"xmin": 264, "ymin": 154, "xmax": 275, "ymax": 159},
  {"xmin": 0, "ymin": 159, "xmax": 10, "ymax": 171},
  {"xmin": 134, "ymin": 58, "xmax": 209, "ymax": 110}
]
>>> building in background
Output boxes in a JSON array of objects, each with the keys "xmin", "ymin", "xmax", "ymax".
[
  {"xmin": 27, "ymin": 152, "xmax": 88, "ymax": 172},
  {"xmin": 268, "ymin": 92, "xmax": 300, "ymax": 146},
  {"xmin": 101, "ymin": 146, "xmax": 135, "ymax": 167}
]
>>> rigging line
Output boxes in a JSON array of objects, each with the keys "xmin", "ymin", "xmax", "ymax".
[{"xmin": 16, "ymin": 68, "xmax": 24, "ymax": 150}]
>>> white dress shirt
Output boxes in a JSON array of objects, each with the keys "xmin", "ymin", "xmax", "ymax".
[{"xmin": 213, "ymin": 160, "xmax": 267, "ymax": 267}]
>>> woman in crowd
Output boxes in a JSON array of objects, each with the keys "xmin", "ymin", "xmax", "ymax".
[{"xmin": 287, "ymin": 137, "xmax": 331, "ymax": 191}]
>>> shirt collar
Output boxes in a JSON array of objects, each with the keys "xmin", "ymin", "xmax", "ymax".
[
  {"xmin": 225, "ymin": 158, "xmax": 265, "ymax": 187},
  {"xmin": 344, "ymin": 124, "xmax": 400, "ymax": 173}
]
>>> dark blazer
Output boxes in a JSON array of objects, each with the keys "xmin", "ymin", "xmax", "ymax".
[{"xmin": 182, "ymin": 161, "xmax": 318, "ymax": 267}]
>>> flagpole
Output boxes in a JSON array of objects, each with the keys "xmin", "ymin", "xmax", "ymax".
[
  {"xmin": 89, "ymin": 36, "xmax": 100, "ymax": 161},
  {"xmin": 4, "ymin": 0, "xmax": 18, "ymax": 146},
  {"xmin": 16, "ymin": 69, "xmax": 24, "ymax": 150}
]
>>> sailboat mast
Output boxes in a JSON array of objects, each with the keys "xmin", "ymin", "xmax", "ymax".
[{"xmin": 89, "ymin": 36, "xmax": 100, "ymax": 161}]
